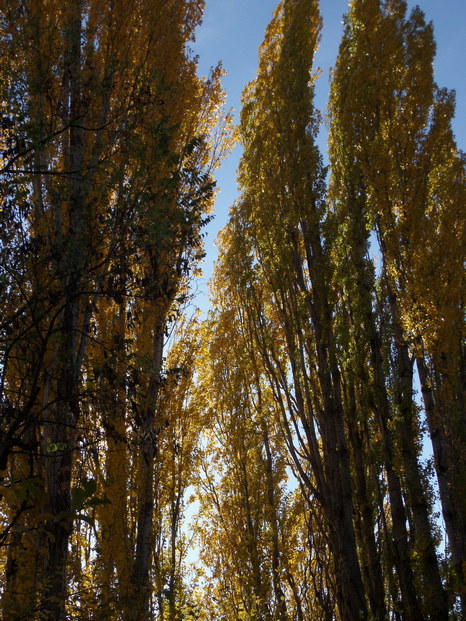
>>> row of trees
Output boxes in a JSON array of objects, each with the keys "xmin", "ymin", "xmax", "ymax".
[
  {"xmin": 0, "ymin": 0, "xmax": 464, "ymax": 619},
  {"xmin": 0, "ymin": 0, "xmax": 231, "ymax": 618},
  {"xmin": 196, "ymin": 0, "xmax": 464, "ymax": 619}
]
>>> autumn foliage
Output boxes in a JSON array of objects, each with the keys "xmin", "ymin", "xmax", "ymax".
[{"xmin": 0, "ymin": 0, "xmax": 464, "ymax": 619}]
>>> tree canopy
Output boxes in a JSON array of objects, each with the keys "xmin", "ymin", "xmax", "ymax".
[{"xmin": 0, "ymin": 0, "xmax": 464, "ymax": 619}]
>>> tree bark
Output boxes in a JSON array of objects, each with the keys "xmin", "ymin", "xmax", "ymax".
[
  {"xmin": 128, "ymin": 327, "xmax": 164, "ymax": 620},
  {"xmin": 416, "ymin": 352, "xmax": 466, "ymax": 613}
]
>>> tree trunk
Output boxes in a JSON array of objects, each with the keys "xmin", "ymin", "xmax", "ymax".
[
  {"xmin": 389, "ymin": 297, "xmax": 448, "ymax": 620},
  {"xmin": 345, "ymin": 210, "xmax": 423, "ymax": 620},
  {"xmin": 262, "ymin": 422, "xmax": 288, "ymax": 621},
  {"xmin": 299, "ymin": 221, "xmax": 368, "ymax": 621},
  {"xmin": 41, "ymin": 2, "xmax": 86, "ymax": 617},
  {"xmin": 128, "ymin": 327, "xmax": 164, "ymax": 620},
  {"xmin": 416, "ymin": 353, "xmax": 466, "ymax": 612},
  {"xmin": 346, "ymin": 381, "xmax": 386, "ymax": 621}
]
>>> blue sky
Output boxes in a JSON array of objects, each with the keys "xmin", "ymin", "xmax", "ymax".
[{"xmin": 191, "ymin": 0, "xmax": 466, "ymax": 305}]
